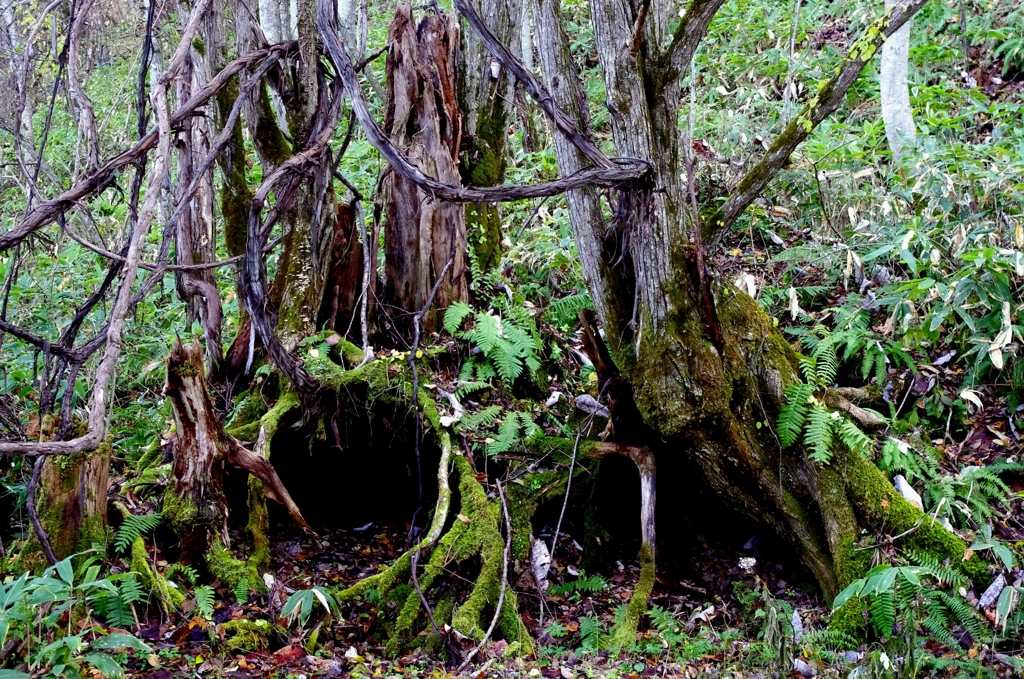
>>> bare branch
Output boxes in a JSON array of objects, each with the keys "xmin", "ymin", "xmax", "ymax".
[
  {"xmin": 658, "ymin": 0, "xmax": 726, "ymax": 91},
  {"xmin": 0, "ymin": 42, "xmax": 296, "ymax": 253}
]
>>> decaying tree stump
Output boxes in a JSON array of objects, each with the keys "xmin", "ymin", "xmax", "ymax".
[
  {"xmin": 17, "ymin": 427, "xmax": 110, "ymax": 571},
  {"xmin": 383, "ymin": 5, "xmax": 469, "ymax": 336},
  {"xmin": 163, "ymin": 338, "xmax": 311, "ymax": 584}
]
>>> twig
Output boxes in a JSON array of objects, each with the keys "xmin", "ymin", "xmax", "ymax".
[
  {"xmin": 457, "ymin": 479, "xmax": 512, "ymax": 671},
  {"xmin": 548, "ymin": 430, "xmax": 580, "ymax": 569}
]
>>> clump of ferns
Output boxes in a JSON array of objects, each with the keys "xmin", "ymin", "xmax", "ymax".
[
  {"xmin": 834, "ymin": 556, "xmax": 988, "ymax": 657},
  {"xmin": 777, "ymin": 335, "xmax": 877, "ymax": 464}
]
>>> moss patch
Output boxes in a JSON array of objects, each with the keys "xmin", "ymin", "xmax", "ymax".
[{"xmin": 222, "ymin": 619, "xmax": 271, "ymax": 652}]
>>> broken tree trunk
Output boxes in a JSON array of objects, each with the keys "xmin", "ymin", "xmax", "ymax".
[
  {"xmin": 163, "ymin": 338, "xmax": 311, "ymax": 585},
  {"xmin": 318, "ymin": 199, "xmax": 371, "ymax": 344},
  {"xmin": 383, "ymin": 5, "xmax": 469, "ymax": 337}
]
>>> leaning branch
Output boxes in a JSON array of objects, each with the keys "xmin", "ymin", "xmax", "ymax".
[{"xmin": 704, "ymin": 0, "xmax": 927, "ymax": 247}]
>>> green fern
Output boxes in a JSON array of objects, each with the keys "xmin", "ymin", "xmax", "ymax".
[
  {"xmin": 194, "ymin": 584, "xmax": 215, "ymax": 619},
  {"xmin": 95, "ymin": 573, "xmax": 145, "ymax": 628},
  {"xmin": 114, "ymin": 513, "xmax": 162, "ymax": 553},
  {"xmin": 778, "ymin": 383, "xmax": 813, "ymax": 447},
  {"xmin": 545, "ymin": 292, "xmax": 593, "ymax": 328},
  {"xmin": 453, "ymin": 381, "xmax": 490, "ymax": 400},
  {"xmin": 165, "ymin": 563, "xmax": 199, "ymax": 586},
  {"xmin": 579, "ymin": 614, "xmax": 604, "ymax": 652},
  {"xmin": 487, "ymin": 412, "xmax": 537, "ymax": 455},
  {"xmin": 836, "ymin": 418, "xmax": 872, "ymax": 455},
  {"xmin": 450, "ymin": 310, "xmax": 542, "ymax": 384},
  {"xmin": 234, "ymin": 577, "xmax": 249, "ymax": 604},
  {"xmin": 443, "ymin": 302, "xmax": 474, "ymax": 334},
  {"xmin": 458, "ymin": 405, "xmax": 502, "ymax": 430},
  {"xmin": 803, "ymin": 404, "xmax": 834, "ymax": 463}
]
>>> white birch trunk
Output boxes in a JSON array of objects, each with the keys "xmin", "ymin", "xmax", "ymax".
[{"xmin": 880, "ymin": 0, "xmax": 916, "ymax": 161}]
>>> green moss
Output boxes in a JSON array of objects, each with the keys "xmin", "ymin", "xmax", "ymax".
[
  {"xmin": 259, "ymin": 392, "xmax": 301, "ymax": 439},
  {"xmin": 122, "ymin": 463, "xmax": 171, "ymax": 497},
  {"xmin": 207, "ymin": 538, "xmax": 253, "ymax": 590},
  {"xmin": 131, "ymin": 536, "xmax": 184, "ymax": 610},
  {"xmin": 162, "ymin": 486, "xmax": 198, "ymax": 526},
  {"xmin": 844, "ymin": 449, "xmax": 964, "ymax": 564},
  {"xmin": 246, "ymin": 476, "xmax": 271, "ymax": 585},
  {"xmin": 222, "ymin": 619, "xmax": 271, "ymax": 651},
  {"xmin": 339, "ymin": 456, "xmax": 531, "ymax": 656},
  {"xmin": 608, "ymin": 542, "xmax": 655, "ymax": 651}
]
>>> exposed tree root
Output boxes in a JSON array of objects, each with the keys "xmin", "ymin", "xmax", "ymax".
[{"xmin": 335, "ymin": 454, "xmax": 533, "ymax": 658}]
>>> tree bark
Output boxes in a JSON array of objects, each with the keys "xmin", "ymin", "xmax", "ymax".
[
  {"xmin": 17, "ymin": 432, "xmax": 110, "ymax": 571},
  {"xmin": 382, "ymin": 5, "xmax": 469, "ymax": 337},
  {"xmin": 458, "ymin": 0, "xmax": 521, "ymax": 272}
]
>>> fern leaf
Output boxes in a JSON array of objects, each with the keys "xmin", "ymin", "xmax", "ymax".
[
  {"xmin": 778, "ymin": 383, "xmax": 813, "ymax": 448},
  {"xmin": 836, "ymin": 418, "xmax": 872, "ymax": 455},
  {"xmin": 443, "ymin": 302, "xmax": 473, "ymax": 334},
  {"xmin": 194, "ymin": 585, "xmax": 215, "ymax": 619},
  {"xmin": 804, "ymin": 404, "xmax": 834, "ymax": 464},
  {"xmin": 115, "ymin": 513, "xmax": 162, "ymax": 554}
]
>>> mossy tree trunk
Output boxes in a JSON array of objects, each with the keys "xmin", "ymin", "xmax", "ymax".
[
  {"xmin": 382, "ymin": 6, "xmax": 470, "ymax": 337},
  {"xmin": 531, "ymin": 0, "xmax": 948, "ymax": 606},
  {"xmin": 458, "ymin": 0, "xmax": 521, "ymax": 272},
  {"xmin": 18, "ymin": 435, "xmax": 110, "ymax": 571}
]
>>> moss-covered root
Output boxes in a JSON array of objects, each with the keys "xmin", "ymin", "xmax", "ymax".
[
  {"xmin": 608, "ymin": 542, "xmax": 655, "ymax": 652},
  {"xmin": 336, "ymin": 455, "xmax": 533, "ymax": 658},
  {"xmin": 207, "ymin": 538, "xmax": 260, "ymax": 592},
  {"xmin": 131, "ymin": 536, "xmax": 184, "ymax": 611}
]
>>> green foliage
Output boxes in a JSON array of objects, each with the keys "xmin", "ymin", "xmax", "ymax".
[
  {"xmin": 164, "ymin": 563, "xmax": 198, "ymax": 587},
  {"xmin": 0, "ymin": 553, "xmax": 151, "ymax": 678},
  {"xmin": 114, "ymin": 513, "xmax": 162, "ymax": 554},
  {"xmin": 879, "ymin": 438, "xmax": 1024, "ymax": 529},
  {"xmin": 94, "ymin": 573, "xmax": 145, "ymax": 629},
  {"xmin": 234, "ymin": 577, "xmax": 250, "ymax": 604},
  {"xmin": 445, "ymin": 305, "xmax": 542, "ymax": 384},
  {"xmin": 194, "ymin": 585, "xmax": 215, "ymax": 619},
  {"xmin": 547, "ymin": 574, "xmax": 609, "ymax": 598},
  {"xmin": 281, "ymin": 586, "xmax": 339, "ymax": 629}
]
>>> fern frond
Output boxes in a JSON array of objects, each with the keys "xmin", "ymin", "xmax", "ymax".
[
  {"xmin": 488, "ymin": 414, "xmax": 522, "ymax": 455},
  {"xmin": 836, "ymin": 418, "xmax": 872, "ymax": 455},
  {"xmin": 115, "ymin": 513, "xmax": 162, "ymax": 553},
  {"xmin": 545, "ymin": 292, "xmax": 593, "ymax": 327},
  {"xmin": 778, "ymin": 383, "xmax": 813, "ymax": 448},
  {"xmin": 804, "ymin": 404, "xmax": 834, "ymax": 464},
  {"xmin": 459, "ymin": 405, "xmax": 502, "ymax": 430},
  {"xmin": 869, "ymin": 591, "xmax": 896, "ymax": 638},
  {"xmin": 443, "ymin": 302, "xmax": 473, "ymax": 334},
  {"xmin": 454, "ymin": 381, "xmax": 490, "ymax": 400},
  {"xmin": 194, "ymin": 585, "xmax": 215, "ymax": 619}
]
